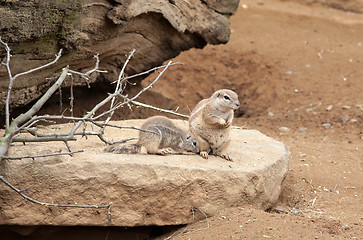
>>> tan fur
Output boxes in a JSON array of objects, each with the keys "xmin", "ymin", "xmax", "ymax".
[
  {"xmin": 104, "ymin": 116, "xmax": 198, "ymax": 155},
  {"xmin": 189, "ymin": 89, "xmax": 240, "ymax": 161}
]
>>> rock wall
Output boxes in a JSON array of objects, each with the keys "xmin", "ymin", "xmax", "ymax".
[{"xmin": 0, "ymin": 0, "xmax": 239, "ymax": 114}]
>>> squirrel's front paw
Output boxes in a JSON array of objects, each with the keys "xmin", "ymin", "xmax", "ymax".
[
  {"xmin": 223, "ymin": 121, "xmax": 231, "ymax": 128},
  {"xmin": 219, "ymin": 153, "xmax": 233, "ymax": 162},
  {"xmin": 200, "ymin": 151, "xmax": 209, "ymax": 159},
  {"xmin": 158, "ymin": 148, "xmax": 173, "ymax": 155}
]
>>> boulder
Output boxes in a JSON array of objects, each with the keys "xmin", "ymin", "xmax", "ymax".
[
  {"xmin": 0, "ymin": 0, "xmax": 239, "ymax": 114},
  {"xmin": 0, "ymin": 119, "xmax": 289, "ymax": 227}
]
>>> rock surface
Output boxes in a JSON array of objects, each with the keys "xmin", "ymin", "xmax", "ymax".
[
  {"xmin": 0, "ymin": 0, "xmax": 239, "ymax": 114},
  {"xmin": 0, "ymin": 119, "xmax": 289, "ymax": 227}
]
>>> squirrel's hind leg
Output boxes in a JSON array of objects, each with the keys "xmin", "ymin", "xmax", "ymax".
[{"xmin": 196, "ymin": 136, "xmax": 211, "ymax": 159}]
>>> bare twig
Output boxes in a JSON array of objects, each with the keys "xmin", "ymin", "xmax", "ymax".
[
  {"xmin": 69, "ymin": 74, "xmax": 74, "ymax": 116},
  {"xmin": 190, "ymin": 206, "xmax": 210, "ymax": 229},
  {"xmin": 0, "ymin": 176, "xmax": 112, "ymax": 208},
  {"xmin": 2, "ymin": 150, "xmax": 84, "ymax": 160},
  {"xmin": 98, "ymin": 136, "xmax": 137, "ymax": 145},
  {"xmin": 311, "ymin": 197, "xmax": 317, "ymax": 207},
  {"xmin": 68, "ymin": 54, "xmax": 100, "ymax": 88},
  {"xmin": 9, "ymin": 67, "xmax": 69, "ymax": 132},
  {"xmin": 119, "ymin": 62, "xmax": 183, "ymax": 83},
  {"xmin": 92, "ymin": 122, "xmax": 158, "ymax": 134},
  {"xmin": 131, "ymin": 61, "xmax": 173, "ymax": 100},
  {"xmin": 101, "ymin": 49, "xmax": 136, "ymax": 134},
  {"xmin": 64, "ymin": 140, "xmax": 72, "ymax": 152},
  {"xmin": 58, "ymin": 82, "xmax": 63, "ymax": 115},
  {"xmin": 107, "ymin": 204, "xmax": 112, "ymax": 225},
  {"xmin": 120, "ymin": 97, "xmax": 189, "ymax": 118}
]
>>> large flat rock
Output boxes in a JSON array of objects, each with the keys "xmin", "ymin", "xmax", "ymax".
[{"xmin": 0, "ymin": 119, "xmax": 289, "ymax": 227}]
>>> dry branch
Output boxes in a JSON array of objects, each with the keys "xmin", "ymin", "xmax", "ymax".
[
  {"xmin": 0, "ymin": 37, "xmax": 67, "ymax": 157},
  {"xmin": 120, "ymin": 96, "xmax": 189, "ymax": 118},
  {"xmin": 1, "ymin": 150, "xmax": 84, "ymax": 160}
]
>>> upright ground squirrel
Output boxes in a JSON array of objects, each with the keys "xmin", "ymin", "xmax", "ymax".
[
  {"xmin": 189, "ymin": 89, "xmax": 240, "ymax": 161},
  {"xmin": 104, "ymin": 116, "xmax": 198, "ymax": 155}
]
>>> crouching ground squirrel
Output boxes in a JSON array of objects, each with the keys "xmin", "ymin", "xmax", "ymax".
[
  {"xmin": 189, "ymin": 89, "xmax": 240, "ymax": 161},
  {"xmin": 104, "ymin": 116, "xmax": 198, "ymax": 155}
]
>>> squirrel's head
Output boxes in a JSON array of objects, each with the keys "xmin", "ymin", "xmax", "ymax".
[
  {"xmin": 183, "ymin": 132, "xmax": 199, "ymax": 153},
  {"xmin": 213, "ymin": 89, "xmax": 240, "ymax": 111}
]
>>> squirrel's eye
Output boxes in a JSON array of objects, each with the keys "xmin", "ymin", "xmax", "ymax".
[
  {"xmin": 193, "ymin": 140, "xmax": 197, "ymax": 146},
  {"xmin": 224, "ymin": 95, "xmax": 230, "ymax": 100}
]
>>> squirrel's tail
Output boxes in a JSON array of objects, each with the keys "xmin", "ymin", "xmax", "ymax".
[{"xmin": 104, "ymin": 144, "xmax": 141, "ymax": 154}]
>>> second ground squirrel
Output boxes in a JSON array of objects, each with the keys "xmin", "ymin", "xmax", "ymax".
[
  {"xmin": 104, "ymin": 116, "xmax": 199, "ymax": 155},
  {"xmin": 189, "ymin": 89, "xmax": 240, "ymax": 161}
]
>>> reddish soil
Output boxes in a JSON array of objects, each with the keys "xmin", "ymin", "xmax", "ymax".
[{"xmin": 146, "ymin": 0, "xmax": 363, "ymax": 239}]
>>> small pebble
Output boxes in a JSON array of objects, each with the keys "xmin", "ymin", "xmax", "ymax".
[
  {"xmin": 343, "ymin": 224, "xmax": 350, "ymax": 230},
  {"xmin": 279, "ymin": 127, "xmax": 290, "ymax": 132},
  {"xmin": 299, "ymin": 127, "xmax": 307, "ymax": 132},
  {"xmin": 326, "ymin": 105, "xmax": 333, "ymax": 111},
  {"xmin": 342, "ymin": 105, "xmax": 351, "ymax": 110},
  {"xmin": 322, "ymin": 123, "xmax": 331, "ymax": 129},
  {"xmin": 341, "ymin": 115, "xmax": 349, "ymax": 123}
]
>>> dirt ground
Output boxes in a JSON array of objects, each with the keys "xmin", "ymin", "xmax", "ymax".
[
  {"xmin": 145, "ymin": 0, "xmax": 363, "ymax": 239},
  {"xmin": 2, "ymin": 0, "xmax": 363, "ymax": 239}
]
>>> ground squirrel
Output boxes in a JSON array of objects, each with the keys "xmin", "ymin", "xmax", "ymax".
[
  {"xmin": 104, "ymin": 116, "xmax": 199, "ymax": 155},
  {"xmin": 189, "ymin": 89, "xmax": 240, "ymax": 161}
]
